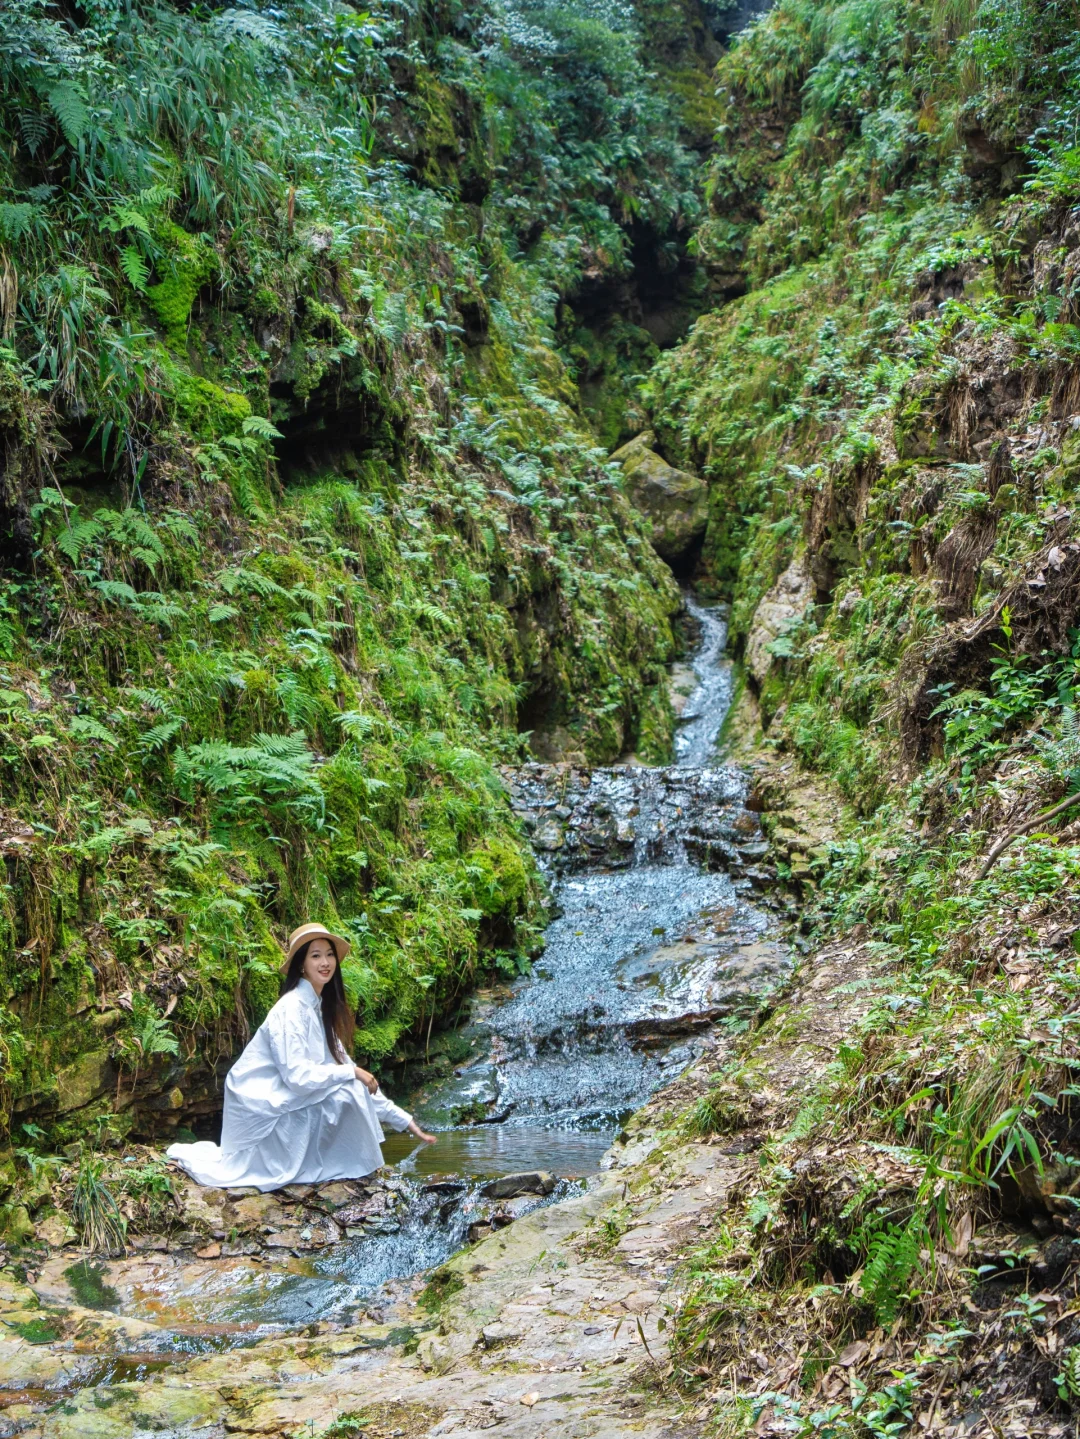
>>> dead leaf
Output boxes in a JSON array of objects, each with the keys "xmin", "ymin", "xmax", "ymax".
[
  {"xmin": 837, "ymin": 1340, "xmax": 868, "ymax": 1367},
  {"xmin": 164, "ymin": 994, "xmax": 178, "ymax": 1017},
  {"xmin": 949, "ymin": 1211, "xmax": 974, "ymax": 1258},
  {"xmin": 1049, "ymin": 545, "xmax": 1066, "ymax": 569}
]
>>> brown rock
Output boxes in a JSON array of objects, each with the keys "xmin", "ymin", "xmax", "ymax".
[{"xmin": 195, "ymin": 1242, "xmax": 221, "ymax": 1259}]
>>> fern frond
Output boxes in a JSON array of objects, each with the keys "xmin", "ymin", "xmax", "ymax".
[
  {"xmin": 67, "ymin": 715, "xmax": 119, "ymax": 747},
  {"xmin": 212, "ymin": 9, "xmax": 288, "ymax": 51},
  {"xmin": 48, "ymin": 82, "xmax": 90, "ymax": 147},
  {"xmin": 120, "ymin": 245, "xmax": 150, "ymax": 292},
  {"xmin": 17, "ymin": 111, "xmax": 49, "ymax": 157},
  {"xmin": 241, "ymin": 413, "xmax": 284, "ymax": 439}
]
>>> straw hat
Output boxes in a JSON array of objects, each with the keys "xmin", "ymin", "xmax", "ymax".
[{"xmin": 281, "ymin": 922, "xmax": 351, "ymax": 975}]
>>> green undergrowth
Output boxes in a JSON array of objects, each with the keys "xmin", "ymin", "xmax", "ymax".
[
  {"xmin": 651, "ymin": 0, "xmax": 1080, "ymax": 1430},
  {"xmin": 0, "ymin": 0, "xmax": 706, "ymax": 1172}
]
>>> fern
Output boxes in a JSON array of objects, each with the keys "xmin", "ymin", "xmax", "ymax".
[
  {"xmin": 47, "ymin": 82, "xmax": 90, "ymax": 147},
  {"xmin": 0, "ymin": 202, "xmax": 40, "ymax": 242},
  {"xmin": 138, "ymin": 717, "xmax": 183, "ymax": 755},
  {"xmin": 860, "ymin": 1217, "xmax": 927, "ymax": 1326},
  {"xmin": 92, "ymin": 579, "xmax": 139, "ymax": 605},
  {"xmin": 212, "ymin": 8, "xmax": 288, "ymax": 51},
  {"xmin": 17, "ymin": 110, "xmax": 49, "ymax": 157},
  {"xmin": 120, "ymin": 245, "xmax": 150, "ymax": 292},
  {"xmin": 208, "ymin": 602, "xmax": 240, "ymax": 624},
  {"xmin": 56, "ymin": 515, "xmax": 103, "ymax": 563},
  {"xmin": 241, "ymin": 413, "xmax": 283, "ymax": 440},
  {"xmin": 67, "ymin": 715, "xmax": 119, "ymax": 747},
  {"xmin": 219, "ymin": 566, "xmax": 289, "ymax": 600}
]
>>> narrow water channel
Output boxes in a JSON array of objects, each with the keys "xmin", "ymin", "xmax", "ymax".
[{"xmin": 26, "ymin": 594, "xmax": 787, "ymax": 1370}]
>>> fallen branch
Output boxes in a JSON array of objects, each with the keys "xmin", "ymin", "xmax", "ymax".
[{"xmin": 975, "ymin": 790, "xmax": 1080, "ymax": 882}]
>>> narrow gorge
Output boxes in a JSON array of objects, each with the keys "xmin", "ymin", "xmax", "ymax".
[{"xmin": 5, "ymin": 1, "xmax": 1080, "ymax": 1436}]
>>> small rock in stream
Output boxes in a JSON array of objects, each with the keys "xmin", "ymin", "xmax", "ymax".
[{"xmin": 480, "ymin": 1171, "xmax": 556, "ymax": 1199}]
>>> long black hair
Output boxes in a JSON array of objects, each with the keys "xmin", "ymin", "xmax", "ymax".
[{"xmin": 282, "ymin": 939, "xmax": 356, "ymax": 1062}]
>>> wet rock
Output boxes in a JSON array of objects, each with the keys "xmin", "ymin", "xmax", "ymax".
[
  {"xmin": 481, "ymin": 1171, "xmax": 556, "ymax": 1200},
  {"xmin": 532, "ymin": 816, "xmax": 565, "ymax": 850},
  {"xmin": 34, "ymin": 1214, "xmax": 74, "ymax": 1248},
  {"xmin": 311, "ymin": 1181, "xmax": 357, "ymax": 1210},
  {"xmin": 232, "ymin": 1194, "xmax": 289, "ymax": 1230},
  {"xmin": 743, "ymin": 561, "xmax": 814, "ymax": 689},
  {"xmin": 481, "ymin": 1321, "xmax": 522, "ymax": 1346},
  {"xmin": 610, "ymin": 431, "xmax": 707, "ymax": 565},
  {"xmin": 55, "ymin": 1051, "xmax": 113, "ymax": 1112},
  {"xmin": 264, "ymin": 1229, "xmax": 303, "ymax": 1249},
  {"xmin": 179, "ymin": 1188, "xmax": 228, "ymax": 1234},
  {"xmin": 221, "ymin": 1239, "xmax": 260, "ymax": 1256},
  {"xmin": 421, "ymin": 1178, "xmax": 468, "ymax": 1196}
]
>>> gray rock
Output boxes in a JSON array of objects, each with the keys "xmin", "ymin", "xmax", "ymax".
[
  {"xmin": 480, "ymin": 1171, "xmax": 557, "ymax": 1200},
  {"xmin": 743, "ymin": 560, "xmax": 814, "ymax": 688},
  {"xmin": 610, "ymin": 430, "xmax": 707, "ymax": 565},
  {"xmin": 480, "ymin": 1322, "xmax": 522, "ymax": 1346}
]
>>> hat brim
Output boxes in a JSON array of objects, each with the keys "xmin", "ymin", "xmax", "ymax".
[{"xmin": 280, "ymin": 927, "xmax": 352, "ymax": 975}]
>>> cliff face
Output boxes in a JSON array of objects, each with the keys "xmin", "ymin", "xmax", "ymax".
[
  {"xmin": 0, "ymin": 0, "xmax": 738, "ymax": 1150},
  {"xmin": 651, "ymin": 0, "xmax": 1080, "ymax": 806},
  {"xmin": 643, "ymin": 4, "xmax": 1080, "ymax": 1426}
]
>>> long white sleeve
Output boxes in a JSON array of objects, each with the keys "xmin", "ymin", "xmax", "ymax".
[
  {"xmin": 265, "ymin": 1002, "xmax": 354, "ymax": 1098},
  {"xmin": 371, "ymin": 1087, "xmax": 413, "ymax": 1132}
]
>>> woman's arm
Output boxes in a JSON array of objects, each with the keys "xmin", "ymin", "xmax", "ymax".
[
  {"xmin": 371, "ymin": 1088, "xmax": 436, "ymax": 1143},
  {"xmin": 266, "ymin": 1004, "xmax": 355, "ymax": 1098}
]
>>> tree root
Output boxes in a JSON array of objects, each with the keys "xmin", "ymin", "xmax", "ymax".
[{"xmin": 975, "ymin": 790, "xmax": 1080, "ymax": 882}]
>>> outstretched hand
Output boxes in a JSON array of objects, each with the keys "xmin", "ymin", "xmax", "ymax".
[
  {"xmin": 408, "ymin": 1120, "xmax": 437, "ymax": 1144},
  {"xmin": 354, "ymin": 1065, "xmax": 378, "ymax": 1095}
]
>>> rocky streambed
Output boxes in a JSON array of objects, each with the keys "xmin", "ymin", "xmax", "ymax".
[{"xmin": 0, "ymin": 597, "xmax": 793, "ymax": 1433}]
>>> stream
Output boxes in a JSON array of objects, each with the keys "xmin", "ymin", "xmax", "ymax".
[{"xmin": 13, "ymin": 595, "xmax": 789, "ymax": 1400}]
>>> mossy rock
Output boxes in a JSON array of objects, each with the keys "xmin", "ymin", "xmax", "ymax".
[
  {"xmin": 172, "ymin": 372, "xmax": 251, "ymax": 438},
  {"xmin": 610, "ymin": 430, "xmax": 707, "ymax": 566},
  {"xmin": 0, "ymin": 1202, "xmax": 34, "ymax": 1246}
]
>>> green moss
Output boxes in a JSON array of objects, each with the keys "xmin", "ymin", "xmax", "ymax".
[
  {"xmin": 170, "ymin": 372, "xmax": 251, "ymax": 438},
  {"xmin": 416, "ymin": 1266, "xmax": 464, "ymax": 1312},
  {"xmin": 147, "ymin": 222, "xmax": 218, "ymax": 347},
  {"xmin": 633, "ymin": 681, "xmax": 675, "ymax": 764},
  {"xmin": 64, "ymin": 1260, "xmax": 120, "ymax": 1311},
  {"xmin": 6, "ymin": 1315, "xmax": 62, "ymax": 1343}
]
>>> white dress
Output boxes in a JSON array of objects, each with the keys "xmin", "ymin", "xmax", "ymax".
[{"xmin": 166, "ymin": 978, "xmax": 413, "ymax": 1192}]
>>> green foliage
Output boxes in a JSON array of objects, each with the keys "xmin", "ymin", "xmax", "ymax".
[
  {"xmin": 0, "ymin": 0, "xmax": 688, "ymax": 1142},
  {"xmin": 858, "ymin": 1215, "xmax": 928, "ymax": 1326},
  {"xmin": 71, "ymin": 1153, "xmax": 125, "ymax": 1253}
]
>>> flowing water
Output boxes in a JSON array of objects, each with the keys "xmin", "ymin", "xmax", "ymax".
[{"xmin": 30, "ymin": 594, "xmax": 787, "ymax": 1368}]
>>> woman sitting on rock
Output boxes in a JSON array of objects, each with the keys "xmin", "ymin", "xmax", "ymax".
[{"xmin": 167, "ymin": 923, "xmax": 436, "ymax": 1192}]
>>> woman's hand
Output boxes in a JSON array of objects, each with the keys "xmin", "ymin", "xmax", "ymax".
[
  {"xmin": 408, "ymin": 1119, "xmax": 437, "ymax": 1144},
  {"xmin": 354, "ymin": 1065, "xmax": 378, "ymax": 1095}
]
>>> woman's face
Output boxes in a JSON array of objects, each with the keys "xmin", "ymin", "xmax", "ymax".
[{"xmin": 302, "ymin": 938, "xmax": 337, "ymax": 993}]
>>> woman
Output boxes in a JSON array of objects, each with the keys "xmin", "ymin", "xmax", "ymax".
[{"xmin": 167, "ymin": 923, "xmax": 435, "ymax": 1192}]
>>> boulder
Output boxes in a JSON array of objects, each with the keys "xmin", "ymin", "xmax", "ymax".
[
  {"xmin": 610, "ymin": 431, "xmax": 707, "ymax": 566},
  {"xmin": 743, "ymin": 561, "xmax": 815, "ymax": 688},
  {"xmin": 55, "ymin": 1051, "xmax": 113, "ymax": 1112},
  {"xmin": 480, "ymin": 1171, "xmax": 556, "ymax": 1200}
]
